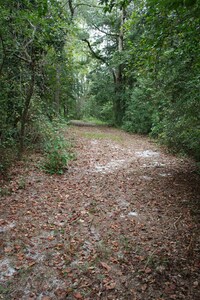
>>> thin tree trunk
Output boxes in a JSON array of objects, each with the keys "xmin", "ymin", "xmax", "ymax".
[
  {"xmin": 19, "ymin": 63, "xmax": 35, "ymax": 158},
  {"xmin": 55, "ymin": 64, "xmax": 61, "ymax": 114},
  {"xmin": 113, "ymin": 7, "xmax": 125, "ymax": 126}
]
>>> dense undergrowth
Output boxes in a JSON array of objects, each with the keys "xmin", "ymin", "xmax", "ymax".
[{"xmin": 0, "ymin": 118, "xmax": 74, "ymax": 177}]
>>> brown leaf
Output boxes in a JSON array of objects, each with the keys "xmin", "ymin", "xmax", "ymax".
[
  {"xmin": 100, "ymin": 262, "xmax": 111, "ymax": 272},
  {"xmin": 4, "ymin": 247, "xmax": 12, "ymax": 253},
  {"xmin": 17, "ymin": 253, "xmax": 24, "ymax": 260},
  {"xmin": 74, "ymin": 292, "xmax": 83, "ymax": 299},
  {"xmin": 145, "ymin": 267, "xmax": 152, "ymax": 274},
  {"xmin": 105, "ymin": 281, "xmax": 116, "ymax": 290},
  {"xmin": 141, "ymin": 284, "xmax": 147, "ymax": 291},
  {"xmin": 41, "ymin": 297, "xmax": 51, "ymax": 300}
]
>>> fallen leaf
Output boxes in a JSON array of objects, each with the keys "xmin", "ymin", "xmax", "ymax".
[
  {"xmin": 105, "ymin": 281, "xmax": 116, "ymax": 290},
  {"xmin": 145, "ymin": 267, "xmax": 152, "ymax": 274},
  {"xmin": 100, "ymin": 261, "xmax": 111, "ymax": 272},
  {"xmin": 41, "ymin": 297, "xmax": 51, "ymax": 300},
  {"xmin": 74, "ymin": 292, "xmax": 83, "ymax": 299},
  {"xmin": 4, "ymin": 247, "xmax": 12, "ymax": 253}
]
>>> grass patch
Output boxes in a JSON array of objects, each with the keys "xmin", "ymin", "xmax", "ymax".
[
  {"xmin": 82, "ymin": 117, "xmax": 108, "ymax": 125},
  {"xmin": 83, "ymin": 132, "xmax": 122, "ymax": 142}
]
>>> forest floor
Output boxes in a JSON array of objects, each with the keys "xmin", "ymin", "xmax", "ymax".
[{"xmin": 0, "ymin": 125, "xmax": 200, "ymax": 300}]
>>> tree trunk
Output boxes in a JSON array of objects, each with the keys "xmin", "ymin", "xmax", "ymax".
[
  {"xmin": 113, "ymin": 7, "xmax": 125, "ymax": 126},
  {"xmin": 19, "ymin": 63, "xmax": 35, "ymax": 158},
  {"xmin": 55, "ymin": 64, "xmax": 61, "ymax": 114}
]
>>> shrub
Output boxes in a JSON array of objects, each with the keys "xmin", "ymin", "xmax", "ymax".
[
  {"xmin": 123, "ymin": 81, "xmax": 154, "ymax": 134},
  {"xmin": 40, "ymin": 119, "xmax": 74, "ymax": 174}
]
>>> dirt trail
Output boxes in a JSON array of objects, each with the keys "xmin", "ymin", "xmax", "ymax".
[{"xmin": 0, "ymin": 126, "xmax": 200, "ymax": 300}]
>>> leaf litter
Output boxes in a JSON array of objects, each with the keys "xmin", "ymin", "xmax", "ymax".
[{"xmin": 0, "ymin": 125, "xmax": 200, "ymax": 300}]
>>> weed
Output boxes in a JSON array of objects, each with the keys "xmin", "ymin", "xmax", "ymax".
[
  {"xmin": 42, "ymin": 136, "xmax": 74, "ymax": 175},
  {"xmin": 0, "ymin": 283, "xmax": 11, "ymax": 296},
  {"xmin": 18, "ymin": 177, "xmax": 26, "ymax": 189},
  {"xmin": 88, "ymin": 200, "xmax": 98, "ymax": 214},
  {"xmin": 82, "ymin": 117, "xmax": 108, "ymax": 125},
  {"xmin": 0, "ymin": 187, "xmax": 12, "ymax": 196},
  {"xmin": 96, "ymin": 241, "xmax": 112, "ymax": 259},
  {"xmin": 119, "ymin": 235, "xmax": 132, "ymax": 252},
  {"xmin": 97, "ymin": 273, "xmax": 105, "ymax": 281},
  {"xmin": 144, "ymin": 251, "xmax": 170, "ymax": 270}
]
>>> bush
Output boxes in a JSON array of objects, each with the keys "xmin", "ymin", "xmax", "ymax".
[
  {"xmin": 123, "ymin": 81, "xmax": 154, "ymax": 134},
  {"xmin": 39, "ymin": 121, "xmax": 74, "ymax": 174},
  {"xmin": 42, "ymin": 146, "xmax": 71, "ymax": 175},
  {"xmin": 0, "ymin": 131, "xmax": 18, "ymax": 176}
]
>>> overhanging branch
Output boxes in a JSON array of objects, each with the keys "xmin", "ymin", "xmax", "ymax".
[
  {"xmin": 82, "ymin": 38, "xmax": 107, "ymax": 64},
  {"xmin": 91, "ymin": 22, "xmax": 119, "ymax": 38}
]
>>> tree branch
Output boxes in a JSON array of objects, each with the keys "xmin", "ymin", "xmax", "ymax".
[
  {"xmin": 68, "ymin": 0, "xmax": 75, "ymax": 18},
  {"xmin": 13, "ymin": 53, "xmax": 31, "ymax": 64},
  {"xmin": 24, "ymin": 21, "xmax": 37, "ymax": 50},
  {"xmin": 67, "ymin": 1, "xmax": 103, "ymax": 19},
  {"xmin": 22, "ymin": 21, "xmax": 37, "ymax": 62},
  {"xmin": 74, "ymin": 3, "xmax": 104, "ymax": 10},
  {"xmin": 91, "ymin": 23, "xmax": 119, "ymax": 37},
  {"xmin": 82, "ymin": 38, "xmax": 107, "ymax": 64}
]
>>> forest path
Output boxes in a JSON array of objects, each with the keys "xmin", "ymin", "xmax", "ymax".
[{"xmin": 0, "ymin": 125, "xmax": 200, "ymax": 300}]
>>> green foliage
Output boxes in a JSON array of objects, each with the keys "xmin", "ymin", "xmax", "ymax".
[
  {"xmin": 82, "ymin": 117, "xmax": 108, "ymax": 125},
  {"xmin": 1, "ymin": 0, "xmax": 200, "ymax": 171},
  {"xmin": 0, "ymin": 125, "xmax": 18, "ymax": 175},
  {"xmin": 42, "ymin": 140, "xmax": 71, "ymax": 175},
  {"xmin": 0, "ymin": 143, "xmax": 17, "ymax": 176},
  {"xmin": 120, "ymin": 0, "xmax": 200, "ymax": 161},
  {"xmin": 122, "ymin": 78, "xmax": 154, "ymax": 134},
  {"xmin": 41, "ymin": 120, "xmax": 74, "ymax": 175},
  {"xmin": 0, "ymin": 0, "xmax": 78, "ymax": 173},
  {"xmin": 82, "ymin": 68, "xmax": 115, "ymax": 124}
]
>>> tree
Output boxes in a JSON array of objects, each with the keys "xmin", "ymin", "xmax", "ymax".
[
  {"xmin": 0, "ymin": 0, "xmax": 73, "ymax": 166},
  {"xmin": 123, "ymin": 0, "xmax": 200, "ymax": 159}
]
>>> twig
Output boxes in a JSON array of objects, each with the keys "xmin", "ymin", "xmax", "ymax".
[{"xmin": 173, "ymin": 214, "xmax": 182, "ymax": 229}]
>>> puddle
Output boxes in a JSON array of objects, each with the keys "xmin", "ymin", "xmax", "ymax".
[
  {"xmin": 0, "ymin": 258, "xmax": 16, "ymax": 281},
  {"xmin": 136, "ymin": 150, "xmax": 160, "ymax": 158},
  {"xmin": 94, "ymin": 159, "xmax": 126, "ymax": 174}
]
